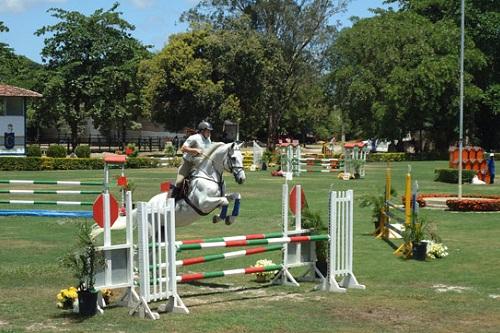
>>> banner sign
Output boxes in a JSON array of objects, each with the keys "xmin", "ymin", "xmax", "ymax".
[{"xmin": 0, "ymin": 116, "xmax": 25, "ymax": 155}]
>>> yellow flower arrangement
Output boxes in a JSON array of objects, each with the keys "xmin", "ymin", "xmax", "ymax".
[
  {"xmin": 101, "ymin": 288, "xmax": 113, "ymax": 305},
  {"xmin": 253, "ymin": 259, "xmax": 276, "ymax": 282},
  {"xmin": 56, "ymin": 286, "xmax": 78, "ymax": 309}
]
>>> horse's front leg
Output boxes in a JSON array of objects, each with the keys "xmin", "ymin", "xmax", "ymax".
[
  {"xmin": 214, "ymin": 193, "xmax": 241, "ymax": 225},
  {"xmin": 208, "ymin": 196, "xmax": 230, "ymax": 224}
]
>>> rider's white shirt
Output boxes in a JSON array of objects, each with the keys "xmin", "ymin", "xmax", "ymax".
[{"xmin": 182, "ymin": 133, "xmax": 212, "ymax": 162}]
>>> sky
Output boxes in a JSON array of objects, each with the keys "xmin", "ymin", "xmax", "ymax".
[{"xmin": 0, "ymin": 0, "xmax": 394, "ymax": 63}]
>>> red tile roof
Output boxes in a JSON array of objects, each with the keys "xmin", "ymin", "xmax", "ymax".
[
  {"xmin": 0, "ymin": 84, "xmax": 42, "ymax": 97},
  {"xmin": 344, "ymin": 141, "xmax": 366, "ymax": 148}
]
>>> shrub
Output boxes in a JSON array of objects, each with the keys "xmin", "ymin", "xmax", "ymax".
[
  {"xmin": 164, "ymin": 145, "xmax": 177, "ymax": 157},
  {"xmin": 26, "ymin": 145, "xmax": 42, "ymax": 157},
  {"xmin": 126, "ymin": 143, "xmax": 139, "ymax": 157},
  {"xmin": 0, "ymin": 157, "xmax": 44, "ymax": 170},
  {"xmin": 446, "ymin": 199, "xmax": 500, "ymax": 211},
  {"xmin": 368, "ymin": 153, "xmax": 407, "ymax": 162},
  {"xmin": 75, "ymin": 145, "xmax": 91, "ymax": 158},
  {"xmin": 126, "ymin": 157, "xmax": 159, "ymax": 168},
  {"xmin": 0, "ymin": 157, "xmax": 160, "ymax": 170},
  {"xmin": 46, "ymin": 144, "xmax": 67, "ymax": 158},
  {"xmin": 434, "ymin": 168, "xmax": 476, "ymax": 183}
]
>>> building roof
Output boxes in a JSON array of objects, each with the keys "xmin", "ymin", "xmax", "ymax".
[{"xmin": 0, "ymin": 84, "xmax": 42, "ymax": 97}]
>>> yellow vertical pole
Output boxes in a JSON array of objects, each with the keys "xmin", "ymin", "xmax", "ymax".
[
  {"xmin": 405, "ymin": 165, "xmax": 412, "ymax": 226},
  {"xmin": 381, "ymin": 162, "xmax": 391, "ymax": 238}
]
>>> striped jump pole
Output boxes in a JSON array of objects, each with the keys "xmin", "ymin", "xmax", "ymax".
[
  {"xmin": 0, "ymin": 189, "xmax": 101, "ymax": 195},
  {"xmin": 0, "ymin": 200, "xmax": 93, "ymax": 206},
  {"xmin": 175, "ymin": 229, "xmax": 309, "ymax": 247},
  {"xmin": 0, "ymin": 179, "xmax": 103, "ymax": 186},
  {"xmin": 173, "ymin": 244, "xmax": 283, "ymax": 267},
  {"xmin": 177, "ymin": 235, "xmax": 329, "ymax": 251},
  {"xmin": 177, "ymin": 264, "xmax": 283, "ymax": 283}
]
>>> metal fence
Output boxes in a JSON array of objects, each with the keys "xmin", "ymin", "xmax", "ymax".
[{"xmin": 27, "ymin": 135, "xmax": 172, "ymax": 153}]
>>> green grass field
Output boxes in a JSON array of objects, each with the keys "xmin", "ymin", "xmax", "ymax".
[{"xmin": 0, "ymin": 161, "xmax": 499, "ymax": 333}]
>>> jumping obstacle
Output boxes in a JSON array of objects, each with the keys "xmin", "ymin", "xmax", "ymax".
[
  {"xmin": 0, "ymin": 155, "xmax": 127, "ymax": 218},
  {"xmin": 375, "ymin": 164, "xmax": 418, "ymax": 256},
  {"xmin": 298, "ymin": 157, "xmax": 340, "ymax": 173},
  {"xmin": 132, "ymin": 183, "xmax": 364, "ymax": 319},
  {"xmin": 0, "ymin": 179, "xmax": 102, "ymax": 218},
  {"xmin": 343, "ymin": 142, "xmax": 369, "ymax": 178},
  {"xmin": 278, "ymin": 141, "xmax": 341, "ymax": 176}
]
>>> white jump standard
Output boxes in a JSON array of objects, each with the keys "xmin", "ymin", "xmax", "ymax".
[{"xmin": 132, "ymin": 184, "xmax": 365, "ymax": 319}]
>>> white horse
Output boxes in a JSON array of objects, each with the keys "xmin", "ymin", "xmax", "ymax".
[{"xmin": 93, "ymin": 142, "xmax": 246, "ymax": 236}]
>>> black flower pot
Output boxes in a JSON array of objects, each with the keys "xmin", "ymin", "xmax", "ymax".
[
  {"xmin": 412, "ymin": 242, "xmax": 427, "ymax": 261},
  {"xmin": 78, "ymin": 289, "xmax": 98, "ymax": 316}
]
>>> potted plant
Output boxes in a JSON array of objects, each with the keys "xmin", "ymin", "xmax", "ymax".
[
  {"xmin": 402, "ymin": 215, "xmax": 437, "ymax": 261},
  {"xmin": 61, "ymin": 220, "xmax": 104, "ymax": 316},
  {"xmin": 261, "ymin": 149, "xmax": 274, "ymax": 171},
  {"xmin": 301, "ymin": 208, "xmax": 328, "ymax": 276},
  {"xmin": 351, "ymin": 159, "xmax": 364, "ymax": 179},
  {"xmin": 359, "ymin": 187, "xmax": 397, "ymax": 231}
]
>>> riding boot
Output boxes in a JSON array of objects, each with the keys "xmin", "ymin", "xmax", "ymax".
[{"xmin": 171, "ymin": 185, "xmax": 180, "ymax": 200}]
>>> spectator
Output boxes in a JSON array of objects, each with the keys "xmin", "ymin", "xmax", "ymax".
[{"xmin": 487, "ymin": 153, "xmax": 495, "ymax": 184}]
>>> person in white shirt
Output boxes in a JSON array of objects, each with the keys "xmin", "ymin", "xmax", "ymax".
[{"xmin": 173, "ymin": 121, "xmax": 213, "ymax": 197}]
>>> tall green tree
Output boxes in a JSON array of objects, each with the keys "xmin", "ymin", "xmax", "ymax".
[
  {"xmin": 35, "ymin": 3, "xmax": 149, "ymax": 150},
  {"xmin": 386, "ymin": 0, "xmax": 500, "ymax": 149},
  {"xmin": 326, "ymin": 10, "xmax": 485, "ymax": 151},
  {"xmin": 180, "ymin": 0, "xmax": 348, "ymax": 147}
]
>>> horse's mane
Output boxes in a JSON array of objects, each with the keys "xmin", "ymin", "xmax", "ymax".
[{"xmin": 204, "ymin": 142, "xmax": 227, "ymax": 157}]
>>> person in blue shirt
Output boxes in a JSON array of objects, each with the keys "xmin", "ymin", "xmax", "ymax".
[{"xmin": 487, "ymin": 153, "xmax": 495, "ymax": 184}]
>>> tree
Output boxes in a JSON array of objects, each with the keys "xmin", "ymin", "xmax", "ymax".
[
  {"xmin": 140, "ymin": 29, "xmax": 227, "ymax": 133},
  {"xmin": 35, "ymin": 3, "xmax": 149, "ymax": 150},
  {"xmin": 386, "ymin": 0, "xmax": 500, "ymax": 149},
  {"xmin": 326, "ymin": 10, "xmax": 485, "ymax": 151},
  {"xmin": 181, "ymin": 0, "xmax": 349, "ymax": 147}
]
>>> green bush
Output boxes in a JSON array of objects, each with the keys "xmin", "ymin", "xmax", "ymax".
[
  {"xmin": 434, "ymin": 168, "xmax": 476, "ymax": 183},
  {"xmin": 126, "ymin": 157, "xmax": 159, "ymax": 169},
  {"xmin": 0, "ymin": 157, "xmax": 44, "ymax": 170},
  {"xmin": 164, "ymin": 145, "xmax": 177, "ymax": 157},
  {"xmin": 368, "ymin": 153, "xmax": 407, "ymax": 162},
  {"xmin": 0, "ymin": 157, "xmax": 160, "ymax": 171},
  {"xmin": 75, "ymin": 145, "xmax": 91, "ymax": 158},
  {"xmin": 46, "ymin": 144, "xmax": 67, "ymax": 158},
  {"xmin": 26, "ymin": 145, "xmax": 42, "ymax": 157}
]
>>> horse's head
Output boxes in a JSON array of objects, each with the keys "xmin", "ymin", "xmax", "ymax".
[{"xmin": 226, "ymin": 142, "xmax": 246, "ymax": 184}]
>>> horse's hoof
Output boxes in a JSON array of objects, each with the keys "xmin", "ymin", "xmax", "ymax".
[
  {"xmin": 225, "ymin": 216, "xmax": 236, "ymax": 225},
  {"xmin": 213, "ymin": 215, "xmax": 222, "ymax": 224}
]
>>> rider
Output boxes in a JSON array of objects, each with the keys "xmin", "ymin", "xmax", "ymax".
[{"xmin": 172, "ymin": 121, "xmax": 213, "ymax": 198}]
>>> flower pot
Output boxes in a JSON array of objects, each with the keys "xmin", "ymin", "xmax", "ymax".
[
  {"xmin": 412, "ymin": 242, "xmax": 427, "ymax": 261},
  {"xmin": 78, "ymin": 289, "xmax": 98, "ymax": 316},
  {"xmin": 255, "ymin": 275, "xmax": 268, "ymax": 283}
]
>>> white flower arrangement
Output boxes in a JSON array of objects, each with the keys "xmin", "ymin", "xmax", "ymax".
[
  {"xmin": 253, "ymin": 259, "xmax": 276, "ymax": 282},
  {"xmin": 425, "ymin": 240, "xmax": 449, "ymax": 259}
]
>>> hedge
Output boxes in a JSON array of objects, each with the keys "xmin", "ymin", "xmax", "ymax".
[
  {"xmin": 434, "ymin": 168, "xmax": 476, "ymax": 183},
  {"xmin": 368, "ymin": 153, "xmax": 407, "ymax": 162},
  {"xmin": 367, "ymin": 152, "xmax": 449, "ymax": 162},
  {"xmin": 0, "ymin": 157, "xmax": 159, "ymax": 171}
]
